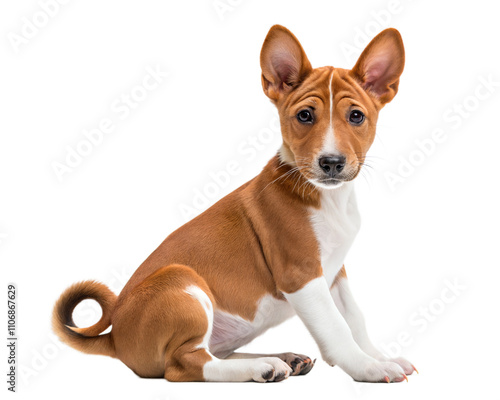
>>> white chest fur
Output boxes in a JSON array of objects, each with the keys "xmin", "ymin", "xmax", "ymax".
[
  {"xmin": 309, "ymin": 182, "xmax": 361, "ymax": 288},
  {"xmin": 208, "ymin": 183, "xmax": 361, "ymax": 357}
]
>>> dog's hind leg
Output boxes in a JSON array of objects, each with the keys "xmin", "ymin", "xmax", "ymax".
[
  {"xmin": 175, "ymin": 285, "xmax": 292, "ymax": 382},
  {"xmin": 113, "ymin": 264, "xmax": 291, "ymax": 382}
]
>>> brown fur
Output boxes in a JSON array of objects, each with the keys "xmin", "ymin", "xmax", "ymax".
[
  {"xmin": 112, "ymin": 264, "xmax": 214, "ymax": 380},
  {"xmin": 52, "ymin": 280, "xmax": 117, "ymax": 357},
  {"xmin": 52, "ymin": 25, "xmax": 404, "ymax": 382},
  {"xmin": 332, "ymin": 265, "xmax": 348, "ymax": 289}
]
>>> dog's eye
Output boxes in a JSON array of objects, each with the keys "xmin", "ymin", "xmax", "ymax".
[
  {"xmin": 297, "ymin": 109, "xmax": 313, "ymax": 124},
  {"xmin": 349, "ymin": 110, "xmax": 365, "ymax": 125}
]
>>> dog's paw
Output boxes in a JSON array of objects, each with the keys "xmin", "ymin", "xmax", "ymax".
[
  {"xmin": 385, "ymin": 357, "xmax": 417, "ymax": 376},
  {"xmin": 252, "ymin": 357, "xmax": 292, "ymax": 383},
  {"xmin": 350, "ymin": 360, "xmax": 407, "ymax": 383},
  {"xmin": 276, "ymin": 352, "xmax": 316, "ymax": 376}
]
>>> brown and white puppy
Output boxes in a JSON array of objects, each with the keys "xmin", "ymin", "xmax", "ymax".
[{"xmin": 53, "ymin": 25, "xmax": 413, "ymax": 383}]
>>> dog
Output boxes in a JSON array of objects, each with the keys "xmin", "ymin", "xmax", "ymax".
[{"xmin": 53, "ymin": 25, "xmax": 414, "ymax": 383}]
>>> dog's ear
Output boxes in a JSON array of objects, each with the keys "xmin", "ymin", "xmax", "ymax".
[
  {"xmin": 260, "ymin": 25, "xmax": 312, "ymax": 101},
  {"xmin": 350, "ymin": 28, "xmax": 405, "ymax": 105}
]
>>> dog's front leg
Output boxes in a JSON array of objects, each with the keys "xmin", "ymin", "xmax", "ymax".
[
  {"xmin": 330, "ymin": 266, "xmax": 416, "ymax": 376},
  {"xmin": 284, "ymin": 276, "xmax": 407, "ymax": 383}
]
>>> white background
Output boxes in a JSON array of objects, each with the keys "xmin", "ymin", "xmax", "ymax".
[{"xmin": 1, "ymin": 1, "xmax": 499, "ymax": 399}]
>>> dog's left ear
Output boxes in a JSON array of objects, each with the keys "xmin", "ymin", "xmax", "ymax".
[
  {"xmin": 350, "ymin": 28, "xmax": 405, "ymax": 105},
  {"xmin": 260, "ymin": 25, "xmax": 312, "ymax": 101}
]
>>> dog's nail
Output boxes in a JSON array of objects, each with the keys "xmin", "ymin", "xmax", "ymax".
[
  {"xmin": 412, "ymin": 364, "xmax": 419, "ymax": 374},
  {"xmin": 384, "ymin": 376, "xmax": 390, "ymax": 383},
  {"xmin": 403, "ymin": 374, "xmax": 408, "ymax": 382},
  {"xmin": 298, "ymin": 360, "xmax": 315, "ymax": 376}
]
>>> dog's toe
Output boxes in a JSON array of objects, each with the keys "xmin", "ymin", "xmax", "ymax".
[
  {"xmin": 278, "ymin": 353, "xmax": 315, "ymax": 376},
  {"xmin": 261, "ymin": 368, "xmax": 275, "ymax": 381},
  {"xmin": 297, "ymin": 358, "xmax": 315, "ymax": 376}
]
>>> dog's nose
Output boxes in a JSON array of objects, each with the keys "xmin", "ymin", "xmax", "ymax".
[{"xmin": 319, "ymin": 155, "xmax": 346, "ymax": 175}]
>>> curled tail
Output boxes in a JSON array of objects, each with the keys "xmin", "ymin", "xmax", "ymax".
[{"xmin": 52, "ymin": 280, "xmax": 117, "ymax": 358}]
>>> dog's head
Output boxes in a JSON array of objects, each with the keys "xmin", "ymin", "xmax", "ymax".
[{"xmin": 260, "ymin": 25, "xmax": 405, "ymax": 189}]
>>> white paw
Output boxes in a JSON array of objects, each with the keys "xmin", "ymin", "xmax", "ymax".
[
  {"xmin": 350, "ymin": 360, "xmax": 407, "ymax": 383},
  {"xmin": 385, "ymin": 357, "xmax": 417, "ymax": 376},
  {"xmin": 251, "ymin": 357, "xmax": 292, "ymax": 383}
]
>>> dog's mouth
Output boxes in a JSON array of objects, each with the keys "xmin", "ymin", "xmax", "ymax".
[
  {"xmin": 309, "ymin": 177, "xmax": 345, "ymax": 189},
  {"xmin": 293, "ymin": 157, "xmax": 362, "ymax": 190},
  {"xmin": 307, "ymin": 165, "xmax": 361, "ymax": 190}
]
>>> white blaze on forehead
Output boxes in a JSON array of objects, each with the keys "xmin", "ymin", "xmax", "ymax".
[
  {"xmin": 321, "ymin": 69, "xmax": 338, "ymax": 155},
  {"xmin": 329, "ymin": 69, "xmax": 334, "ymax": 127}
]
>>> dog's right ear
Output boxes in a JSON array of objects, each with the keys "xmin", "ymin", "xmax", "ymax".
[
  {"xmin": 260, "ymin": 25, "xmax": 312, "ymax": 101},
  {"xmin": 350, "ymin": 28, "xmax": 405, "ymax": 105}
]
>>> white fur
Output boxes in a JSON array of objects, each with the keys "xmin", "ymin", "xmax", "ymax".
[
  {"xmin": 203, "ymin": 356, "xmax": 291, "ymax": 382},
  {"xmin": 330, "ymin": 276, "xmax": 385, "ymax": 360},
  {"xmin": 329, "ymin": 69, "xmax": 334, "ymax": 124},
  {"xmin": 186, "ymin": 175, "xmax": 406, "ymax": 382},
  {"xmin": 321, "ymin": 126, "xmax": 337, "ymax": 156},
  {"xmin": 310, "ymin": 183, "xmax": 399, "ymax": 361},
  {"xmin": 309, "ymin": 70, "xmax": 344, "ymax": 190},
  {"xmin": 283, "ymin": 277, "xmax": 406, "ymax": 382},
  {"xmin": 184, "ymin": 285, "xmax": 213, "ymax": 350},
  {"xmin": 287, "ymin": 183, "xmax": 408, "ymax": 381},
  {"xmin": 330, "ymin": 277, "xmax": 415, "ymax": 375},
  {"xmin": 320, "ymin": 70, "xmax": 338, "ymax": 156},
  {"xmin": 283, "ymin": 277, "xmax": 369, "ymax": 367},
  {"xmin": 185, "ymin": 284, "xmax": 292, "ymax": 382},
  {"xmin": 309, "ymin": 178, "xmax": 344, "ymax": 189},
  {"xmin": 209, "ymin": 295, "xmax": 295, "ymax": 358},
  {"xmin": 309, "ymin": 182, "xmax": 361, "ymax": 287}
]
